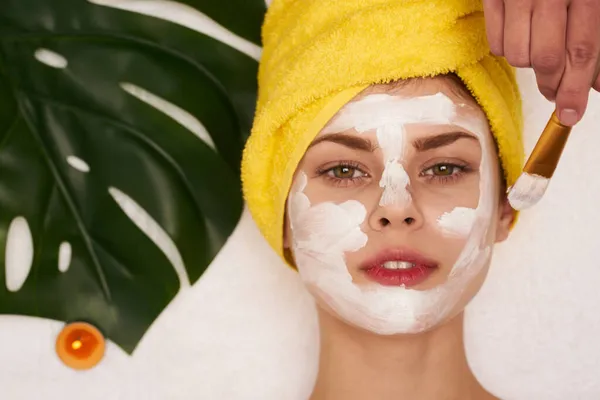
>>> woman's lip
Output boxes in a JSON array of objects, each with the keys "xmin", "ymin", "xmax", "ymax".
[
  {"xmin": 363, "ymin": 264, "xmax": 436, "ymax": 287},
  {"xmin": 360, "ymin": 248, "xmax": 439, "ymax": 287}
]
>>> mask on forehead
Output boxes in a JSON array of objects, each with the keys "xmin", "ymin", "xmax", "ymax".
[{"xmin": 287, "ymin": 91, "xmax": 497, "ymax": 334}]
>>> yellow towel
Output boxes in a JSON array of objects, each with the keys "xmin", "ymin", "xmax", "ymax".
[{"xmin": 242, "ymin": 0, "xmax": 524, "ymax": 261}]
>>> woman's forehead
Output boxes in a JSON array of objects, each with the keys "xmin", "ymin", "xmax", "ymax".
[
  {"xmin": 318, "ymin": 78, "xmax": 488, "ymax": 140},
  {"xmin": 318, "ymin": 91, "xmax": 487, "ymax": 145}
]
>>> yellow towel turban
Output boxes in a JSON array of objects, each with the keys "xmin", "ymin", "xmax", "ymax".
[{"xmin": 242, "ymin": 0, "xmax": 524, "ymax": 261}]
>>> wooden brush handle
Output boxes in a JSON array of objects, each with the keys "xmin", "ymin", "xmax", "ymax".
[{"xmin": 523, "ymin": 112, "xmax": 572, "ymax": 178}]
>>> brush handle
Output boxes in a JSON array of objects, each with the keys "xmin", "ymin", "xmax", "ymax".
[{"xmin": 523, "ymin": 112, "xmax": 572, "ymax": 178}]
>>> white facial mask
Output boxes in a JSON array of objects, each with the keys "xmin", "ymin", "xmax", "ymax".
[
  {"xmin": 437, "ymin": 207, "xmax": 478, "ymax": 237},
  {"xmin": 288, "ymin": 93, "xmax": 495, "ymax": 334}
]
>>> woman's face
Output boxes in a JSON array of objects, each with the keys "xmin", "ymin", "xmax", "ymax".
[{"xmin": 284, "ymin": 77, "xmax": 514, "ymax": 334}]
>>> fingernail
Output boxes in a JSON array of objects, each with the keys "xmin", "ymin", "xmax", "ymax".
[{"xmin": 559, "ymin": 109, "xmax": 579, "ymax": 126}]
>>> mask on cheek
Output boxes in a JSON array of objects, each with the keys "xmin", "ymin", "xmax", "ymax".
[{"xmin": 287, "ymin": 93, "xmax": 496, "ymax": 335}]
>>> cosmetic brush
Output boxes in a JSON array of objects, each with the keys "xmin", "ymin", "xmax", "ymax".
[{"xmin": 507, "ymin": 111, "xmax": 573, "ymax": 210}]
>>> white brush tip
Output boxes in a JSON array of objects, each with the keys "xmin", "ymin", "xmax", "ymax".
[{"xmin": 507, "ymin": 172, "xmax": 550, "ymax": 210}]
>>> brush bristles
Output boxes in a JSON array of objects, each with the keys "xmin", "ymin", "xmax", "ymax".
[{"xmin": 507, "ymin": 172, "xmax": 550, "ymax": 210}]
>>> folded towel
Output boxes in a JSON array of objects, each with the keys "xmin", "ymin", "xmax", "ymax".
[{"xmin": 242, "ymin": 0, "xmax": 524, "ymax": 262}]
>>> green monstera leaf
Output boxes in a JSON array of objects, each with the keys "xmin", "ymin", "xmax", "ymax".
[{"xmin": 0, "ymin": 0, "xmax": 265, "ymax": 353}]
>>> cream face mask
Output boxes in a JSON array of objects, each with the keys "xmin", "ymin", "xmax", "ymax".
[{"xmin": 286, "ymin": 89, "xmax": 497, "ymax": 334}]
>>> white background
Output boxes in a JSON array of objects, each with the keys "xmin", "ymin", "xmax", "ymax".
[{"xmin": 2, "ymin": 1, "xmax": 600, "ymax": 399}]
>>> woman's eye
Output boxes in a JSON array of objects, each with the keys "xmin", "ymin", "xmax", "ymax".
[
  {"xmin": 328, "ymin": 165, "xmax": 365, "ymax": 179},
  {"xmin": 421, "ymin": 162, "xmax": 469, "ymax": 184},
  {"xmin": 426, "ymin": 164, "xmax": 459, "ymax": 176},
  {"xmin": 316, "ymin": 163, "xmax": 370, "ymax": 187}
]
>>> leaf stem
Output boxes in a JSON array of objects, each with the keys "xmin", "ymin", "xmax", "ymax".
[{"xmin": 15, "ymin": 93, "xmax": 113, "ymax": 301}]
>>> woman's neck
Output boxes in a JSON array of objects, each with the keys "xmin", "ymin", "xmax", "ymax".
[{"xmin": 310, "ymin": 309, "xmax": 497, "ymax": 400}]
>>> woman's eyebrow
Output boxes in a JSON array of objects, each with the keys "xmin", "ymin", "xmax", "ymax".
[
  {"xmin": 412, "ymin": 131, "xmax": 478, "ymax": 151},
  {"xmin": 309, "ymin": 133, "xmax": 375, "ymax": 152},
  {"xmin": 309, "ymin": 131, "xmax": 477, "ymax": 152}
]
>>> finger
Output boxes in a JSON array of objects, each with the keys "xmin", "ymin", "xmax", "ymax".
[
  {"xmin": 530, "ymin": 1, "xmax": 567, "ymax": 101},
  {"xmin": 503, "ymin": 0, "xmax": 534, "ymax": 67},
  {"xmin": 483, "ymin": 0, "xmax": 506, "ymax": 55},
  {"xmin": 594, "ymin": 72, "xmax": 600, "ymax": 92},
  {"xmin": 592, "ymin": 56, "xmax": 600, "ymax": 91},
  {"xmin": 555, "ymin": 0, "xmax": 600, "ymax": 126}
]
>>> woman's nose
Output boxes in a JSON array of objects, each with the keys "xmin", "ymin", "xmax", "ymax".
[{"xmin": 368, "ymin": 200, "xmax": 424, "ymax": 231}]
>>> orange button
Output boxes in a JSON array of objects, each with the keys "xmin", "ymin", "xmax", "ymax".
[{"xmin": 56, "ymin": 322, "xmax": 105, "ymax": 370}]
